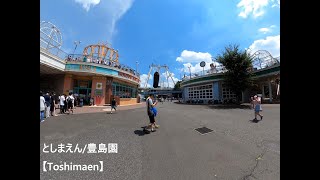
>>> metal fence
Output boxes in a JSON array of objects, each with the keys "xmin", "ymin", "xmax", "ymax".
[
  {"xmin": 40, "ymin": 35, "xmax": 69, "ymax": 60},
  {"xmin": 182, "ymin": 56, "xmax": 280, "ymax": 81},
  {"xmin": 65, "ymin": 54, "xmax": 140, "ymax": 77},
  {"xmin": 40, "ymin": 33, "xmax": 140, "ymax": 77}
]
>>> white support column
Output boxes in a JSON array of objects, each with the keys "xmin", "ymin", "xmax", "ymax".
[
  {"xmin": 145, "ymin": 65, "xmax": 153, "ymax": 88},
  {"xmin": 268, "ymin": 80, "xmax": 273, "ymax": 103},
  {"xmin": 165, "ymin": 70, "xmax": 169, "ymax": 88}
]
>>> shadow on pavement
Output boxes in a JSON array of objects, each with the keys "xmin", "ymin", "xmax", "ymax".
[
  {"xmin": 207, "ymin": 105, "xmax": 252, "ymax": 109},
  {"xmin": 174, "ymin": 102, "xmax": 252, "ymax": 109},
  {"xmin": 134, "ymin": 129, "xmax": 150, "ymax": 136},
  {"xmin": 249, "ymin": 119, "xmax": 260, "ymax": 123}
]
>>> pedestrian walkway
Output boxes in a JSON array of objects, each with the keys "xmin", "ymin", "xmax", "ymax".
[{"xmin": 53, "ymin": 103, "xmax": 145, "ymax": 116}]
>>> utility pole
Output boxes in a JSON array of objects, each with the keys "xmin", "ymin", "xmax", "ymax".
[
  {"xmin": 188, "ymin": 66, "xmax": 191, "ymax": 79},
  {"xmin": 73, "ymin": 40, "xmax": 81, "ymax": 58},
  {"xmin": 136, "ymin": 61, "xmax": 139, "ymax": 74}
]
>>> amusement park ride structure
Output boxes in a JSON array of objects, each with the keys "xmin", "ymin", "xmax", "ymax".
[
  {"xmin": 82, "ymin": 42, "xmax": 119, "ymax": 63},
  {"xmin": 144, "ymin": 64, "xmax": 176, "ymax": 88},
  {"xmin": 40, "ymin": 21, "xmax": 63, "ymax": 50}
]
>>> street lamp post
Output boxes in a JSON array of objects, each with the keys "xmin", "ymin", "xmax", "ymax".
[
  {"xmin": 188, "ymin": 66, "xmax": 191, "ymax": 79},
  {"xmin": 136, "ymin": 61, "xmax": 139, "ymax": 75},
  {"xmin": 73, "ymin": 41, "xmax": 81, "ymax": 58}
]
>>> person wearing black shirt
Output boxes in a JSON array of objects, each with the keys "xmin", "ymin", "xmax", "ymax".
[
  {"xmin": 44, "ymin": 92, "xmax": 51, "ymax": 118},
  {"xmin": 50, "ymin": 92, "xmax": 57, "ymax": 116},
  {"xmin": 110, "ymin": 98, "xmax": 117, "ymax": 114}
]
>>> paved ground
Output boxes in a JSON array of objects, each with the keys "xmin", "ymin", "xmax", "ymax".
[
  {"xmin": 40, "ymin": 101, "xmax": 280, "ymax": 180},
  {"xmin": 52, "ymin": 103, "xmax": 145, "ymax": 115}
]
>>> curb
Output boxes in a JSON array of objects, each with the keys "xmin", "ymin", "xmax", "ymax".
[{"xmin": 85, "ymin": 103, "xmax": 143, "ymax": 108}]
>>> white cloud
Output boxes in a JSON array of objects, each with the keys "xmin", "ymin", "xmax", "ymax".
[
  {"xmin": 75, "ymin": 0, "xmax": 100, "ymax": 11},
  {"xmin": 104, "ymin": 0, "xmax": 135, "ymax": 40},
  {"xmin": 159, "ymin": 72, "xmax": 179, "ymax": 88},
  {"xmin": 181, "ymin": 62, "xmax": 213, "ymax": 75},
  {"xmin": 176, "ymin": 50, "xmax": 219, "ymax": 77},
  {"xmin": 75, "ymin": 0, "xmax": 135, "ymax": 42},
  {"xmin": 258, "ymin": 25, "xmax": 276, "ymax": 34},
  {"xmin": 176, "ymin": 50, "xmax": 222, "ymax": 76},
  {"xmin": 258, "ymin": 28, "xmax": 271, "ymax": 34},
  {"xmin": 176, "ymin": 50, "xmax": 212, "ymax": 63},
  {"xmin": 140, "ymin": 74, "xmax": 152, "ymax": 88},
  {"xmin": 271, "ymin": 0, "xmax": 280, "ymax": 8},
  {"xmin": 237, "ymin": 0, "xmax": 269, "ymax": 18},
  {"xmin": 248, "ymin": 35, "xmax": 280, "ymax": 57}
]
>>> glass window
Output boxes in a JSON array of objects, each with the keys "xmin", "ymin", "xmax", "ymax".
[
  {"xmin": 88, "ymin": 81, "xmax": 92, "ymax": 88},
  {"xmin": 111, "ymin": 82, "xmax": 137, "ymax": 98},
  {"xmin": 74, "ymin": 80, "xmax": 78, "ymax": 87}
]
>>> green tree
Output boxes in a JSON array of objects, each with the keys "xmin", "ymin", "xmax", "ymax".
[
  {"xmin": 216, "ymin": 44, "xmax": 253, "ymax": 104},
  {"xmin": 173, "ymin": 81, "xmax": 181, "ymax": 91},
  {"xmin": 173, "ymin": 81, "xmax": 182, "ymax": 99}
]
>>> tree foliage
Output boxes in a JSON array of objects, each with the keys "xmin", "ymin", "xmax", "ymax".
[
  {"xmin": 216, "ymin": 44, "xmax": 253, "ymax": 103},
  {"xmin": 173, "ymin": 81, "xmax": 181, "ymax": 91}
]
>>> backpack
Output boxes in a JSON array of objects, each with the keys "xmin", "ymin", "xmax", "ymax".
[
  {"xmin": 67, "ymin": 97, "xmax": 72, "ymax": 104},
  {"xmin": 147, "ymin": 98, "xmax": 157, "ymax": 116}
]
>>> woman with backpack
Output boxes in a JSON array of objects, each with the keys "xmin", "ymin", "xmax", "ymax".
[{"xmin": 67, "ymin": 92, "xmax": 75, "ymax": 114}]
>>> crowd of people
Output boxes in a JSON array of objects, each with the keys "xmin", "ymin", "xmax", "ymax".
[{"xmin": 40, "ymin": 91, "xmax": 77, "ymax": 122}]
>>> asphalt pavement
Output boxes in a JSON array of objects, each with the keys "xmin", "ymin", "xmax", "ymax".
[{"xmin": 40, "ymin": 101, "xmax": 280, "ymax": 180}]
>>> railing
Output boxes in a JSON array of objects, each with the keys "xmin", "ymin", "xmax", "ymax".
[
  {"xmin": 65, "ymin": 54, "xmax": 140, "ymax": 77},
  {"xmin": 40, "ymin": 37, "xmax": 140, "ymax": 78},
  {"xmin": 182, "ymin": 57, "xmax": 280, "ymax": 81},
  {"xmin": 252, "ymin": 56, "xmax": 280, "ymax": 70},
  {"xmin": 182, "ymin": 64, "xmax": 226, "ymax": 80}
]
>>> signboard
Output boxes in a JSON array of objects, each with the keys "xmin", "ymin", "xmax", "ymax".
[
  {"xmin": 79, "ymin": 81, "xmax": 88, "ymax": 88},
  {"xmin": 118, "ymin": 72, "xmax": 140, "ymax": 83},
  {"xmin": 95, "ymin": 89, "xmax": 103, "ymax": 96},
  {"xmin": 79, "ymin": 65, "xmax": 96, "ymax": 72},
  {"xmin": 96, "ymin": 82, "xmax": 103, "ymax": 89},
  {"xmin": 200, "ymin": 61, "xmax": 206, "ymax": 67}
]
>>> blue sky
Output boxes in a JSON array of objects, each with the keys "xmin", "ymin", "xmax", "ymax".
[{"xmin": 41, "ymin": 0, "xmax": 280, "ymax": 87}]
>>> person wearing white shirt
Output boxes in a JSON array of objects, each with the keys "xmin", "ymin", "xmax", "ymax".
[
  {"xmin": 40, "ymin": 92, "xmax": 46, "ymax": 122},
  {"xmin": 59, "ymin": 94, "xmax": 65, "ymax": 114},
  {"xmin": 67, "ymin": 92, "xmax": 75, "ymax": 114}
]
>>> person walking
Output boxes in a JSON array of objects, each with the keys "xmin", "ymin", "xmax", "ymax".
[
  {"xmin": 252, "ymin": 95, "xmax": 263, "ymax": 121},
  {"xmin": 44, "ymin": 92, "xmax": 51, "ymax": 118},
  {"xmin": 63, "ymin": 94, "xmax": 68, "ymax": 113},
  {"xmin": 50, "ymin": 92, "xmax": 57, "ymax": 116},
  {"xmin": 40, "ymin": 92, "xmax": 46, "ymax": 122},
  {"xmin": 144, "ymin": 94, "xmax": 159, "ymax": 133},
  {"xmin": 66, "ymin": 92, "xmax": 74, "ymax": 114},
  {"xmin": 59, "ymin": 94, "xmax": 65, "ymax": 114},
  {"xmin": 110, "ymin": 98, "xmax": 117, "ymax": 114}
]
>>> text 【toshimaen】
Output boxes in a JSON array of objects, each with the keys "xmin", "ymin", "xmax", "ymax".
[{"xmin": 42, "ymin": 161, "xmax": 103, "ymax": 172}]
